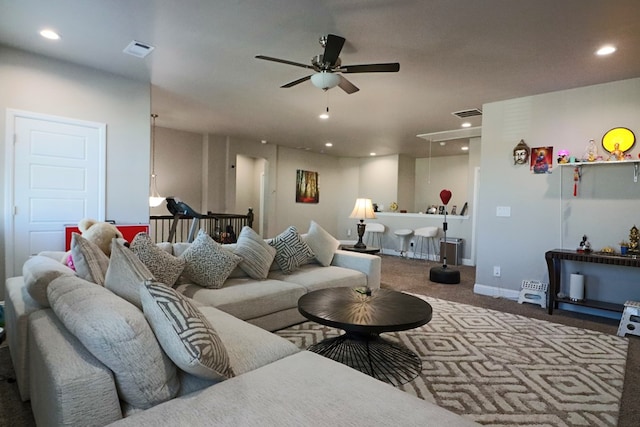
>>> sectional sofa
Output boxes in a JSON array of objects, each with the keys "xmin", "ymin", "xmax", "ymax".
[{"xmin": 5, "ymin": 223, "xmax": 478, "ymax": 426}]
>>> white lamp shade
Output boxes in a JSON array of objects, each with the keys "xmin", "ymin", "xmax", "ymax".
[
  {"xmin": 349, "ymin": 198, "xmax": 377, "ymax": 220},
  {"xmin": 311, "ymin": 72, "xmax": 340, "ymax": 90}
]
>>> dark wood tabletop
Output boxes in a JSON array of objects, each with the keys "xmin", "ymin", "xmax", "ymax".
[{"xmin": 298, "ymin": 287, "xmax": 432, "ymax": 335}]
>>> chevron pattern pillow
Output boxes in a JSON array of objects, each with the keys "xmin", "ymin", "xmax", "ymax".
[
  {"xmin": 268, "ymin": 226, "xmax": 315, "ymax": 274},
  {"xmin": 141, "ymin": 281, "xmax": 234, "ymax": 381}
]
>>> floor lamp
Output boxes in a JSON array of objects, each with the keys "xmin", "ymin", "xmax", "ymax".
[
  {"xmin": 429, "ymin": 189, "xmax": 460, "ymax": 284},
  {"xmin": 349, "ymin": 198, "xmax": 377, "ymax": 249}
]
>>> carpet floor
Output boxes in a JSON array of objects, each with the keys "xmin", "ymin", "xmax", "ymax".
[
  {"xmin": 276, "ymin": 294, "xmax": 627, "ymax": 426},
  {"xmin": 0, "ymin": 255, "xmax": 637, "ymax": 426}
]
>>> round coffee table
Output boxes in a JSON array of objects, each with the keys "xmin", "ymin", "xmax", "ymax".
[{"xmin": 298, "ymin": 287, "xmax": 432, "ymax": 386}]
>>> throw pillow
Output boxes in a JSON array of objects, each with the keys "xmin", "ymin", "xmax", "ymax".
[
  {"xmin": 70, "ymin": 233, "xmax": 110, "ymax": 285},
  {"xmin": 105, "ymin": 239, "xmax": 155, "ymax": 308},
  {"xmin": 140, "ymin": 281, "xmax": 234, "ymax": 381},
  {"xmin": 302, "ymin": 220, "xmax": 340, "ymax": 267},
  {"xmin": 47, "ymin": 275, "xmax": 179, "ymax": 409},
  {"xmin": 179, "ymin": 230, "xmax": 242, "ymax": 289},
  {"xmin": 233, "ymin": 226, "xmax": 276, "ymax": 279},
  {"xmin": 130, "ymin": 232, "xmax": 185, "ymax": 285},
  {"xmin": 23, "ymin": 255, "xmax": 75, "ymax": 307},
  {"xmin": 268, "ymin": 226, "xmax": 315, "ymax": 274}
]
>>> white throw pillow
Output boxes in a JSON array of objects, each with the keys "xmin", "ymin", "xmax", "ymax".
[
  {"xmin": 70, "ymin": 233, "xmax": 110, "ymax": 285},
  {"xmin": 233, "ymin": 226, "xmax": 276, "ymax": 279},
  {"xmin": 140, "ymin": 281, "xmax": 234, "ymax": 381},
  {"xmin": 105, "ymin": 239, "xmax": 155, "ymax": 308},
  {"xmin": 130, "ymin": 232, "xmax": 185, "ymax": 285},
  {"xmin": 268, "ymin": 226, "xmax": 315, "ymax": 274},
  {"xmin": 47, "ymin": 275, "xmax": 179, "ymax": 409},
  {"xmin": 179, "ymin": 230, "xmax": 242, "ymax": 288},
  {"xmin": 302, "ymin": 220, "xmax": 340, "ymax": 267}
]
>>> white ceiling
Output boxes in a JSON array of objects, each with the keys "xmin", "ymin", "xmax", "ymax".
[{"xmin": 2, "ymin": 0, "xmax": 640, "ymax": 158}]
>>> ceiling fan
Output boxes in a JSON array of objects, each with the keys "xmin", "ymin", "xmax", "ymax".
[{"xmin": 256, "ymin": 34, "xmax": 400, "ymax": 94}]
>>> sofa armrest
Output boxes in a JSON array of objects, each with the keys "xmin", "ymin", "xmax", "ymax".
[
  {"xmin": 28, "ymin": 309, "xmax": 123, "ymax": 427},
  {"xmin": 331, "ymin": 250, "xmax": 381, "ymax": 290}
]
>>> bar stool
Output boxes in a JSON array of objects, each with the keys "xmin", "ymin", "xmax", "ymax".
[
  {"xmin": 364, "ymin": 223, "xmax": 385, "ymax": 249},
  {"xmin": 393, "ymin": 229, "xmax": 413, "ymax": 257},
  {"xmin": 413, "ymin": 226, "xmax": 439, "ymax": 261}
]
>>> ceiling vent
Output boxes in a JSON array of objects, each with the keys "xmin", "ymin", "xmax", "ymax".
[
  {"xmin": 452, "ymin": 108, "xmax": 482, "ymax": 119},
  {"xmin": 123, "ymin": 40, "xmax": 155, "ymax": 58}
]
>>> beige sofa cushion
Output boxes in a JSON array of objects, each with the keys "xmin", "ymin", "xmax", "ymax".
[
  {"xmin": 47, "ymin": 275, "xmax": 179, "ymax": 409},
  {"xmin": 70, "ymin": 233, "xmax": 109, "ymax": 285},
  {"xmin": 23, "ymin": 255, "xmax": 75, "ymax": 307},
  {"xmin": 302, "ymin": 220, "xmax": 340, "ymax": 267},
  {"xmin": 269, "ymin": 263, "xmax": 367, "ymax": 293},
  {"xmin": 232, "ymin": 226, "xmax": 276, "ymax": 280}
]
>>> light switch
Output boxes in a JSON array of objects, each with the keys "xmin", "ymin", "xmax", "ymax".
[{"xmin": 496, "ymin": 206, "xmax": 511, "ymax": 217}]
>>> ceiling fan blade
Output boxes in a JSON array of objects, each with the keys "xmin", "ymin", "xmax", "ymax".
[
  {"xmin": 338, "ymin": 75, "xmax": 359, "ymax": 94},
  {"xmin": 255, "ymin": 55, "xmax": 314, "ymax": 70},
  {"xmin": 281, "ymin": 75, "xmax": 312, "ymax": 88},
  {"xmin": 340, "ymin": 63, "xmax": 400, "ymax": 73},
  {"xmin": 323, "ymin": 34, "xmax": 345, "ymax": 66}
]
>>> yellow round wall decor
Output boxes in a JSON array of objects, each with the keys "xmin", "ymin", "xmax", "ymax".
[{"xmin": 602, "ymin": 127, "xmax": 635, "ymax": 153}]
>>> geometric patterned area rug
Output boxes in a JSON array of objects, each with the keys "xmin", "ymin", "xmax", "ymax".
[{"xmin": 275, "ymin": 294, "xmax": 628, "ymax": 427}]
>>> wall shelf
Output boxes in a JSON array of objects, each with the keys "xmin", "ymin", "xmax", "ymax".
[{"xmin": 559, "ymin": 159, "xmax": 640, "ymax": 183}]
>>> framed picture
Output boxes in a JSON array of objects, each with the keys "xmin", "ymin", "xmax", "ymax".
[
  {"xmin": 296, "ymin": 169, "xmax": 319, "ymax": 203},
  {"xmin": 451, "ymin": 205, "xmax": 457, "ymax": 215},
  {"xmin": 438, "ymin": 205, "xmax": 445, "ymax": 215},
  {"xmin": 531, "ymin": 146, "xmax": 553, "ymax": 174}
]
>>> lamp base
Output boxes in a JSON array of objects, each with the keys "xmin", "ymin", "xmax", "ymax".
[
  {"xmin": 354, "ymin": 221, "xmax": 367, "ymax": 249},
  {"xmin": 429, "ymin": 265, "xmax": 460, "ymax": 284}
]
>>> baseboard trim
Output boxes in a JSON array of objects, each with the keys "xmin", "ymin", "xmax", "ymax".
[
  {"xmin": 473, "ymin": 283, "xmax": 520, "ymax": 301},
  {"xmin": 380, "ymin": 249, "xmax": 474, "ymax": 266}
]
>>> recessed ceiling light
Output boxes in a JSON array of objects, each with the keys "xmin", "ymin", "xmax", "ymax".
[
  {"xmin": 261, "ymin": 140, "xmax": 267, "ymax": 144},
  {"xmin": 461, "ymin": 122, "xmax": 471, "ymax": 128},
  {"xmin": 596, "ymin": 45, "xmax": 616, "ymax": 56},
  {"xmin": 439, "ymin": 142, "xmax": 446, "ymax": 146},
  {"xmin": 370, "ymin": 152, "xmax": 376, "ymax": 156},
  {"xmin": 461, "ymin": 146, "xmax": 469, "ymax": 151},
  {"xmin": 325, "ymin": 142, "xmax": 333, "ymax": 147},
  {"xmin": 40, "ymin": 29, "xmax": 60, "ymax": 40}
]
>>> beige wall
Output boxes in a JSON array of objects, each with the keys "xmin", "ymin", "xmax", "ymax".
[
  {"xmin": 476, "ymin": 77, "xmax": 640, "ymax": 311},
  {"xmin": 415, "ymin": 155, "xmax": 469, "ymax": 213},
  {"xmin": 0, "ymin": 46, "xmax": 150, "ymax": 284}
]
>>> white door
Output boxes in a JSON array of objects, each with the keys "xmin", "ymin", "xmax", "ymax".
[{"xmin": 5, "ymin": 110, "xmax": 106, "ymax": 277}]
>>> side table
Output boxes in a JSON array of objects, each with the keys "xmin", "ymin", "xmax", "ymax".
[{"xmin": 341, "ymin": 245, "xmax": 380, "ymax": 255}]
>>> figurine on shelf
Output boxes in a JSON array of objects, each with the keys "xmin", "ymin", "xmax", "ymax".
[
  {"xmin": 557, "ymin": 149, "xmax": 570, "ymax": 164},
  {"xmin": 577, "ymin": 235, "xmax": 592, "ymax": 253},
  {"xmin": 608, "ymin": 142, "xmax": 625, "ymax": 161},
  {"xmin": 629, "ymin": 225, "xmax": 639, "ymax": 255},
  {"xmin": 583, "ymin": 139, "xmax": 598, "ymax": 162}
]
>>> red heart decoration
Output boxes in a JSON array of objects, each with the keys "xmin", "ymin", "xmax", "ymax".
[{"xmin": 439, "ymin": 189, "xmax": 452, "ymax": 205}]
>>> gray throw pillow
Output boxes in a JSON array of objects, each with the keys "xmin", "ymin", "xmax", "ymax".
[
  {"xmin": 233, "ymin": 226, "xmax": 276, "ymax": 279},
  {"xmin": 140, "ymin": 281, "xmax": 234, "ymax": 381},
  {"xmin": 23, "ymin": 255, "xmax": 75, "ymax": 307},
  {"xmin": 105, "ymin": 239, "xmax": 155, "ymax": 308},
  {"xmin": 130, "ymin": 232, "xmax": 185, "ymax": 285},
  {"xmin": 179, "ymin": 230, "xmax": 242, "ymax": 289},
  {"xmin": 268, "ymin": 226, "xmax": 315, "ymax": 274},
  {"xmin": 302, "ymin": 220, "xmax": 340, "ymax": 267},
  {"xmin": 47, "ymin": 275, "xmax": 179, "ymax": 409},
  {"xmin": 70, "ymin": 233, "xmax": 109, "ymax": 285}
]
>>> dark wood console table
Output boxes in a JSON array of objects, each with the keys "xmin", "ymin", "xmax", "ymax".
[{"xmin": 545, "ymin": 249, "xmax": 640, "ymax": 315}]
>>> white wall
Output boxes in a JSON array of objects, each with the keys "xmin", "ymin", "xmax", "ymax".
[
  {"xmin": 0, "ymin": 46, "xmax": 150, "ymax": 282},
  {"xmin": 415, "ymin": 155, "xmax": 469, "ymax": 213},
  {"xmin": 476, "ymin": 77, "xmax": 640, "ymax": 308}
]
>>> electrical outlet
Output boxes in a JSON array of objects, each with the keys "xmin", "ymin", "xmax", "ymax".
[
  {"xmin": 410, "ymin": 241, "xmax": 414, "ymax": 247},
  {"xmin": 493, "ymin": 266, "xmax": 501, "ymax": 277},
  {"xmin": 347, "ymin": 229, "xmax": 351, "ymax": 237}
]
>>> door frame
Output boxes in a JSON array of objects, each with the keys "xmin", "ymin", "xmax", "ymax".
[{"xmin": 4, "ymin": 109, "xmax": 107, "ymax": 277}]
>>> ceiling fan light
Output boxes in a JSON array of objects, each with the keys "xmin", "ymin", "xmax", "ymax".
[{"xmin": 311, "ymin": 72, "xmax": 340, "ymax": 90}]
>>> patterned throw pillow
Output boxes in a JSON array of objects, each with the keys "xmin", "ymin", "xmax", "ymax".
[
  {"xmin": 268, "ymin": 226, "xmax": 315, "ymax": 274},
  {"xmin": 130, "ymin": 233, "xmax": 185, "ymax": 285},
  {"xmin": 140, "ymin": 281, "xmax": 234, "ymax": 381},
  {"xmin": 70, "ymin": 233, "xmax": 109, "ymax": 285},
  {"xmin": 105, "ymin": 239, "xmax": 155, "ymax": 308},
  {"xmin": 233, "ymin": 226, "xmax": 276, "ymax": 279},
  {"xmin": 302, "ymin": 220, "xmax": 340, "ymax": 267},
  {"xmin": 180, "ymin": 230, "xmax": 242, "ymax": 288}
]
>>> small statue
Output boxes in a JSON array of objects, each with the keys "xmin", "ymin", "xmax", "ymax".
[
  {"xmin": 583, "ymin": 139, "xmax": 598, "ymax": 162},
  {"xmin": 557, "ymin": 149, "xmax": 570, "ymax": 164},
  {"xmin": 608, "ymin": 142, "xmax": 625, "ymax": 161},
  {"xmin": 577, "ymin": 235, "xmax": 592, "ymax": 253},
  {"xmin": 629, "ymin": 225, "xmax": 639, "ymax": 255}
]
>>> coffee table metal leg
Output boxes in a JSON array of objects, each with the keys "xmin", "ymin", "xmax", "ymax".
[{"xmin": 308, "ymin": 333, "xmax": 422, "ymax": 387}]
